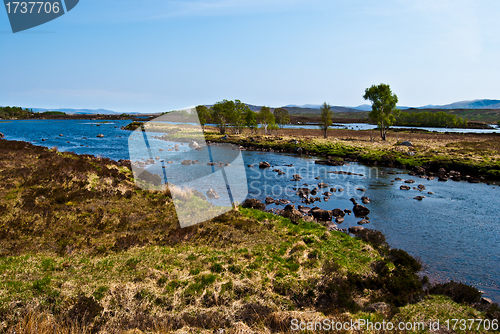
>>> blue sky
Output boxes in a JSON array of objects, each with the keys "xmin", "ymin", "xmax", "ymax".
[{"xmin": 1, "ymin": 0, "xmax": 500, "ymax": 113}]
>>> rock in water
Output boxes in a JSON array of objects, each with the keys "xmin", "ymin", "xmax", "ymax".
[
  {"xmin": 357, "ymin": 219, "xmax": 370, "ymax": 225},
  {"xmin": 259, "ymin": 161, "xmax": 271, "ymax": 168},
  {"xmin": 206, "ymin": 188, "xmax": 220, "ymax": 199},
  {"xmin": 97, "ymin": 134, "xmax": 104, "ymax": 138},
  {"xmin": 265, "ymin": 197, "xmax": 275, "ymax": 204},
  {"xmin": 348, "ymin": 226, "xmax": 365, "ymax": 234},
  {"xmin": 296, "ymin": 188, "xmax": 311, "ymax": 198},
  {"xmin": 181, "ymin": 160, "xmax": 192, "ymax": 165},
  {"xmin": 353, "ymin": 204, "xmax": 370, "ymax": 216},
  {"xmin": 311, "ymin": 208, "xmax": 333, "ymax": 221},
  {"xmin": 400, "ymin": 185, "xmax": 411, "ymax": 190},
  {"xmin": 332, "ymin": 208, "xmax": 345, "ymax": 217}
]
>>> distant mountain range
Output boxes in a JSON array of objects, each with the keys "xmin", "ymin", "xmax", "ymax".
[
  {"xmin": 8, "ymin": 99, "xmax": 500, "ymax": 116},
  {"xmin": 30, "ymin": 108, "xmax": 124, "ymax": 115},
  {"xmin": 285, "ymin": 99, "xmax": 500, "ymax": 112}
]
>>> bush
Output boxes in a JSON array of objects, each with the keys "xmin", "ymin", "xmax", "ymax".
[
  {"xmin": 355, "ymin": 229, "xmax": 388, "ymax": 249},
  {"xmin": 429, "ymin": 281, "xmax": 482, "ymax": 304},
  {"xmin": 389, "ymin": 248, "xmax": 422, "ymax": 273}
]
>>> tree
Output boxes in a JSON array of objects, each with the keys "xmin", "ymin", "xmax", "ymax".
[
  {"xmin": 273, "ymin": 108, "xmax": 290, "ymax": 129},
  {"xmin": 363, "ymin": 83, "xmax": 400, "ymax": 141},
  {"xmin": 318, "ymin": 102, "xmax": 333, "ymax": 138},
  {"xmin": 257, "ymin": 106, "xmax": 275, "ymax": 135},
  {"xmin": 195, "ymin": 105, "xmax": 210, "ymax": 133},
  {"xmin": 211, "ymin": 100, "xmax": 234, "ymax": 135},
  {"xmin": 244, "ymin": 109, "xmax": 258, "ymax": 134},
  {"xmin": 268, "ymin": 122, "xmax": 279, "ymax": 136},
  {"xmin": 232, "ymin": 100, "xmax": 250, "ymax": 134}
]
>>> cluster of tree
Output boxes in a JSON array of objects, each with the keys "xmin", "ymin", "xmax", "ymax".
[
  {"xmin": 395, "ymin": 111, "xmax": 467, "ymax": 128},
  {"xmin": 0, "ymin": 106, "xmax": 34, "ymax": 119},
  {"xmin": 39, "ymin": 111, "xmax": 66, "ymax": 116},
  {"xmin": 195, "ymin": 100, "xmax": 290, "ymax": 135}
]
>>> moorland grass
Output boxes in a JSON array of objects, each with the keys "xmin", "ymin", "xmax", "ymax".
[{"xmin": 0, "ymin": 139, "xmax": 497, "ymax": 333}]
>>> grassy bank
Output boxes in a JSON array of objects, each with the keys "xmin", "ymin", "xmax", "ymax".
[
  {"xmin": 0, "ymin": 139, "xmax": 498, "ymax": 333},
  {"xmin": 203, "ymin": 128, "xmax": 500, "ymax": 181}
]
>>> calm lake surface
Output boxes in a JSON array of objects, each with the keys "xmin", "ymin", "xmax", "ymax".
[{"xmin": 1, "ymin": 119, "xmax": 499, "ymax": 302}]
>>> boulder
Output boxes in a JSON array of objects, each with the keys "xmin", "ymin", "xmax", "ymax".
[
  {"xmin": 241, "ymin": 198, "xmax": 265, "ymax": 211},
  {"xmin": 399, "ymin": 141, "xmax": 413, "ymax": 147},
  {"xmin": 413, "ymin": 166, "xmax": 426, "ymax": 175},
  {"xmin": 348, "ymin": 226, "xmax": 365, "ymax": 234},
  {"xmin": 265, "ymin": 197, "xmax": 275, "ymax": 204},
  {"xmin": 417, "ymin": 184, "xmax": 426, "ymax": 190},
  {"xmin": 361, "ymin": 196, "xmax": 370, "ymax": 204},
  {"xmin": 247, "ymin": 164, "xmax": 255, "ymax": 168},
  {"xmin": 353, "ymin": 204, "xmax": 370, "ymax": 216},
  {"xmin": 276, "ymin": 199, "xmax": 290, "ymax": 205},
  {"xmin": 97, "ymin": 134, "xmax": 104, "ymax": 138},
  {"xmin": 481, "ymin": 297, "xmax": 493, "ymax": 305},
  {"xmin": 364, "ymin": 302, "xmax": 391, "ymax": 314},
  {"xmin": 296, "ymin": 188, "xmax": 311, "ymax": 198},
  {"xmin": 404, "ymin": 179, "xmax": 415, "ymax": 184},
  {"xmin": 311, "ymin": 208, "xmax": 333, "ymax": 221},
  {"xmin": 188, "ymin": 140, "xmax": 200, "ymax": 148},
  {"xmin": 311, "ymin": 189, "xmax": 317, "ymax": 196},
  {"xmin": 357, "ymin": 219, "xmax": 370, "ymax": 225},
  {"xmin": 181, "ymin": 160, "xmax": 192, "ymax": 165},
  {"xmin": 292, "ymin": 174, "xmax": 302, "ymax": 181},
  {"xmin": 330, "ymin": 187, "xmax": 337, "ymax": 192},
  {"xmin": 293, "ymin": 147, "xmax": 304, "ymax": 154},
  {"xmin": 438, "ymin": 176, "xmax": 448, "ymax": 182},
  {"xmin": 335, "ymin": 216, "xmax": 344, "ymax": 224},
  {"xmin": 332, "ymin": 208, "xmax": 345, "ymax": 217},
  {"xmin": 282, "ymin": 204, "xmax": 302, "ymax": 224},
  {"xmin": 413, "ymin": 196, "xmax": 425, "ymax": 201},
  {"xmin": 259, "ymin": 161, "xmax": 271, "ymax": 168},
  {"xmin": 400, "ymin": 185, "xmax": 411, "ymax": 190},
  {"xmin": 206, "ymin": 188, "xmax": 220, "ymax": 199},
  {"xmin": 318, "ymin": 182, "xmax": 328, "ymax": 188},
  {"xmin": 0, "ymin": 132, "xmax": 4, "ymax": 139},
  {"xmin": 344, "ymin": 209, "xmax": 352, "ymax": 215},
  {"xmin": 298, "ymin": 205, "xmax": 311, "ymax": 214}
]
